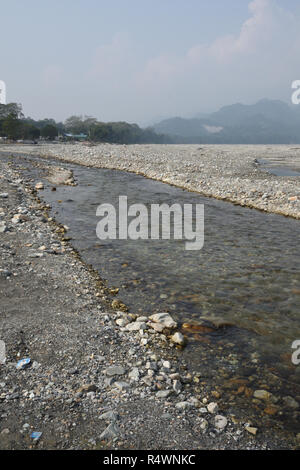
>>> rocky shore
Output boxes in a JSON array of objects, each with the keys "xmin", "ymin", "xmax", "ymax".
[
  {"xmin": 0, "ymin": 151, "xmax": 299, "ymax": 450},
  {"xmin": 0, "ymin": 143, "xmax": 299, "ymax": 219}
]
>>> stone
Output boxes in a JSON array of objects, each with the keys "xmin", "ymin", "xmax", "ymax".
[
  {"xmin": 156, "ymin": 390, "xmax": 172, "ymax": 399},
  {"xmin": 207, "ymin": 402, "xmax": 219, "ymax": 414},
  {"xmin": 11, "ymin": 214, "xmax": 22, "ymax": 224},
  {"xmin": 282, "ymin": 396, "xmax": 299, "ymax": 410},
  {"xmin": 100, "ymin": 422, "xmax": 119, "ymax": 440},
  {"xmin": 0, "ymin": 193, "xmax": 8, "ymax": 198},
  {"xmin": 115, "ymin": 318, "xmax": 128, "ymax": 327},
  {"xmin": 245, "ymin": 426, "xmax": 258, "ymax": 436},
  {"xmin": 253, "ymin": 390, "xmax": 272, "ymax": 401},
  {"xmin": 199, "ymin": 418, "xmax": 208, "ymax": 432},
  {"xmin": 128, "ymin": 367, "xmax": 140, "ymax": 381},
  {"xmin": 99, "ymin": 410, "xmax": 119, "ymax": 421},
  {"xmin": 106, "ymin": 365, "xmax": 125, "ymax": 376},
  {"xmin": 214, "ymin": 415, "xmax": 228, "ymax": 430},
  {"xmin": 136, "ymin": 316, "xmax": 148, "ymax": 322},
  {"xmin": 0, "ymin": 222, "xmax": 7, "ymax": 233},
  {"xmin": 175, "ymin": 401, "xmax": 193, "ymax": 410},
  {"xmin": 35, "ymin": 182, "xmax": 44, "ymax": 190},
  {"xmin": 149, "ymin": 313, "xmax": 177, "ymax": 329},
  {"xmin": 173, "ymin": 380, "xmax": 182, "ymax": 394},
  {"xmin": 126, "ymin": 322, "xmax": 147, "ymax": 331},
  {"xmin": 114, "ymin": 381, "xmax": 130, "ymax": 391},
  {"xmin": 162, "ymin": 360, "xmax": 171, "ymax": 369},
  {"xmin": 170, "ymin": 332, "xmax": 185, "ymax": 346},
  {"xmin": 149, "ymin": 322, "xmax": 165, "ymax": 333}
]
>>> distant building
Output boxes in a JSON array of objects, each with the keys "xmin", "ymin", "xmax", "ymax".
[{"xmin": 64, "ymin": 133, "xmax": 87, "ymax": 141}]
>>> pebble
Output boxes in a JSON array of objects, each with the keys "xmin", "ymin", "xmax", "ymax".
[
  {"xmin": 106, "ymin": 366, "xmax": 125, "ymax": 376},
  {"xmin": 245, "ymin": 426, "xmax": 258, "ymax": 436},
  {"xmin": 0, "ymin": 222, "xmax": 7, "ymax": 233},
  {"xmin": 175, "ymin": 401, "xmax": 193, "ymax": 410},
  {"xmin": 126, "ymin": 322, "xmax": 147, "ymax": 331},
  {"xmin": 199, "ymin": 418, "xmax": 208, "ymax": 432},
  {"xmin": 114, "ymin": 381, "xmax": 130, "ymax": 391},
  {"xmin": 100, "ymin": 422, "xmax": 120, "ymax": 440},
  {"xmin": 128, "ymin": 367, "xmax": 140, "ymax": 381},
  {"xmin": 156, "ymin": 390, "xmax": 172, "ymax": 399},
  {"xmin": 99, "ymin": 410, "xmax": 119, "ymax": 421},
  {"xmin": 207, "ymin": 402, "xmax": 219, "ymax": 414},
  {"xmin": 115, "ymin": 318, "xmax": 128, "ymax": 327},
  {"xmin": 173, "ymin": 380, "xmax": 182, "ymax": 394},
  {"xmin": 170, "ymin": 332, "xmax": 185, "ymax": 345},
  {"xmin": 253, "ymin": 390, "xmax": 272, "ymax": 401},
  {"xmin": 214, "ymin": 415, "xmax": 228, "ymax": 430},
  {"xmin": 282, "ymin": 396, "xmax": 299, "ymax": 410},
  {"xmin": 149, "ymin": 313, "xmax": 177, "ymax": 329}
]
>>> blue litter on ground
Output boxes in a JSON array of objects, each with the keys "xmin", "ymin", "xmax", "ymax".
[
  {"xmin": 30, "ymin": 432, "xmax": 42, "ymax": 440},
  {"xmin": 16, "ymin": 358, "xmax": 31, "ymax": 370}
]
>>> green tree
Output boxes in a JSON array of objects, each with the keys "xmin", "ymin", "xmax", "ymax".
[
  {"xmin": 21, "ymin": 123, "xmax": 40, "ymax": 140},
  {"xmin": 2, "ymin": 114, "xmax": 22, "ymax": 140},
  {"xmin": 41, "ymin": 124, "xmax": 58, "ymax": 139}
]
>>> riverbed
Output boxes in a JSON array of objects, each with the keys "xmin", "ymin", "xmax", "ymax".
[{"xmin": 3, "ymin": 151, "xmax": 300, "ymax": 435}]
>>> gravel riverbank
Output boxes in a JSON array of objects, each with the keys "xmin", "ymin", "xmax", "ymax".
[
  {"xmin": 0, "ymin": 143, "xmax": 299, "ymax": 219},
  {"xmin": 0, "ymin": 155, "xmax": 299, "ymax": 450}
]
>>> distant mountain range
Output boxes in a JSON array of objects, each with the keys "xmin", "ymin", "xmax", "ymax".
[{"xmin": 153, "ymin": 99, "xmax": 300, "ymax": 144}]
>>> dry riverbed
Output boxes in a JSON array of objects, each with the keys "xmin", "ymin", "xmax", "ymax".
[
  {"xmin": 0, "ymin": 150, "xmax": 299, "ymax": 450},
  {"xmin": 0, "ymin": 143, "xmax": 299, "ymax": 219}
]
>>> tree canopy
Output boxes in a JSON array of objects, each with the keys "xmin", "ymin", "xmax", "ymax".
[{"xmin": 0, "ymin": 103, "xmax": 170, "ymax": 143}]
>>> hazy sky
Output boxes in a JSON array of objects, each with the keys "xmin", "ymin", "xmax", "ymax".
[{"xmin": 1, "ymin": 0, "xmax": 300, "ymax": 124}]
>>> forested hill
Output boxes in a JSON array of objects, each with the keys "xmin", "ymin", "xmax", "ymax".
[{"xmin": 153, "ymin": 99, "xmax": 300, "ymax": 144}]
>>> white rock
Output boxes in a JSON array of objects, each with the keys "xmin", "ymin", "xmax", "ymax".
[
  {"xmin": 162, "ymin": 361, "xmax": 171, "ymax": 369},
  {"xmin": 207, "ymin": 402, "xmax": 219, "ymax": 414},
  {"xmin": 149, "ymin": 322, "xmax": 165, "ymax": 333},
  {"xmin": 126, "ymin": 322, "xmax": 147, "ymax": 331},
  {"xmin": 170, "ymin": 332, "xmax": 185, "ymax": 345},
  {"xmin": 214, "ymin": 415, "xmax": 228, "ymax": 430},
  {"xmin": 149, "ymin": 313, "xmax": 177, "ymax": 329},
  {"xmin": 115, "ymin": 318, "xmax": 128, "ymax": 327}
]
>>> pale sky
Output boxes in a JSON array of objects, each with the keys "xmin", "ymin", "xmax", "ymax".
[{"xmin": 1, "ymin": 0, "xmax": 300, "ymax": 124}]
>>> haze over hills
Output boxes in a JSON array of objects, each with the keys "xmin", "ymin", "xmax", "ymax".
[{"xmin": 153, "ymin": 100, "xmax": 300, "ymax": 144}]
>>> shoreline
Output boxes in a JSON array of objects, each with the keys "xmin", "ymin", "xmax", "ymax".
[{"xmin": 0, "ymin": 143, "xmax": 299, "ymax": 219}]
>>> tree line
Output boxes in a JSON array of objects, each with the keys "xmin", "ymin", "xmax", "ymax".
[{"xmin": 0, "ymin": 103, "xmax": 170, "ymax": 144}]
